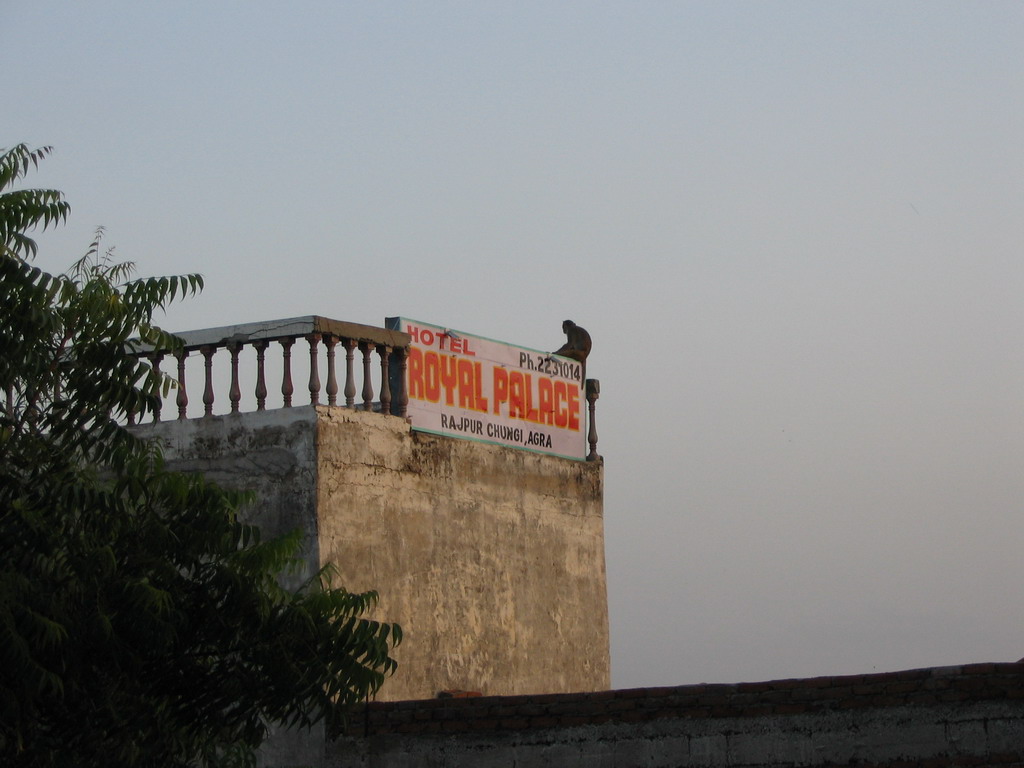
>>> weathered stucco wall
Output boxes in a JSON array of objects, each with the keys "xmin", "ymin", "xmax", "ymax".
[
  {"xmin": 134, "ymin": 409, "xmax": 329, "ymax": 768},
  {"xmin": 314, "ymin": 407, "xmax": 608, "ymax": 701},
  {"xmin": 136, "ymin": 406, "xmax": 609, "ymax": 704},
  {"xmin": 133, "ymin": 408, "xmax": 321, "ymax": 588}
]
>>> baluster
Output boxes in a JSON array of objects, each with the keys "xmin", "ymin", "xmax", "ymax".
[
  {"xmin": 361, "ymin": 342, "xmax": 375, "ymax": 411},
  {"xmin": 324, "ymin": 335, "xmax": 339, "ymax": 406},
  {"xmin": 176, "ymin": 350, "xmax": 189, "ymax": 420},
  {"xmin": 254, "ymin": 340, "xmax": 269, "ymax": 410},
  {"xmin": 586, "ymin": 379, "xmax": 600, "ymax": 461},
  {"xmin": 307, "ymin": 333, "xmax": 321, "ymax": 405},
  {"xmin": 149, "ymin": 351, "xmax": 164, "ymax": 423},
  {"xmin": 343, "ymin": 338, "xmax": 357, "ymax": 407},
  {"xmin": 396, "ymin": 347, "xmax": 409, "ymax": 418},
  {"xmin": 280, "ymin": 338, "xmax": 294, "ymax": 407},
  {"xmin": 378, "ymin": 345, "xmax": 392, "ymax": 415},
  {"xmin": 228, "ymin": 342, "xmax": 242, "ymax": 414},
  {"xmin": 201, "ymin": 346, "xmax": 216, "ymax": 417}
]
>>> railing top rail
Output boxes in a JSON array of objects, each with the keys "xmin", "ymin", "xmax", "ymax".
[{"xmin": 168, "ymin": 315, "xmax": 410, "ymax": 351}]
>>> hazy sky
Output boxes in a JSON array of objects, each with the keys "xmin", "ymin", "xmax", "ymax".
[{"xmin": 4, "ymin": 2, "xmax": 1023, "ymax": 688}]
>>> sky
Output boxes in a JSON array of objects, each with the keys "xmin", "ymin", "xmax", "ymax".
[{"xmin": 4, "ymin": 1, "xmax": 1023, "ymax": 689}]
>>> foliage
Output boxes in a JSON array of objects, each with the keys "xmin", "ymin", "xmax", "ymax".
[
  {"xmin": 0, "ymin": 145, "xmax": 400, "ymax": 767},
  {"xmin": 0, "ymin": 145, "xmax": 70, "ymax": 260}
]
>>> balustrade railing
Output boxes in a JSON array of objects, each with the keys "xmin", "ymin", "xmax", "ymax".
[
  {"xmin": 130, "ymin": 316, "xmax": 411, "ymax": 424},
  {"xmin": 127, "ymin": 315, "xmax": 602, "ymax": 460}
]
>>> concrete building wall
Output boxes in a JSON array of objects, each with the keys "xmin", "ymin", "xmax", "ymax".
[
  {"xmin": 134, "ymin": 408, "xmax": 322, "ymax": 588},
  {"xmin": 136, "ymin": 405, "xmax": 610, "ymax": 703},
  {"xmin": 315, "ymin": 407, "xmax": 608, "ymax": 700}
]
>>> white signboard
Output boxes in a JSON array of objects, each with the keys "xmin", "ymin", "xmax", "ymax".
[{"xmin": 386, "ymin": 318, "xmax": 586, "ymax": 460}]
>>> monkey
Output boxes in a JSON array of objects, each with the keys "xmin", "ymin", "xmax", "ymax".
[
  {"xmin": 551, "ymin": 319, "xmax": 592, "ymax": 381},
  {"xmin": 553, "ymin": 320, "xmax": 592, "ymax": 363}
]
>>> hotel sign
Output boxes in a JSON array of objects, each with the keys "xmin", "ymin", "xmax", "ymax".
[{"xmin": 386, "ymin": 317, "xmax": 586, "ymax": 460}]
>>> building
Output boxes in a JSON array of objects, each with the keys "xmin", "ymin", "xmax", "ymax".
[{"xmin": 133, "ymin": 315, "xmax": 610, "ymax": 703}]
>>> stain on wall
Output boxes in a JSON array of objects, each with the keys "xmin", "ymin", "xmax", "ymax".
[{"xmin": 135, "ymin": 405, "xmax": 609, "ymax": 703}]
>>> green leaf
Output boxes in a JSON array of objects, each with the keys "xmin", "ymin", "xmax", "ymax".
[{"xmin": 0, "ymin": 145, "xmax": 400, "ymax": 768}]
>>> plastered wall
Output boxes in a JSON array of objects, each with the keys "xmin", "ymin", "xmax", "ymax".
[
  {"xmin": 315, "ymin": 407, "xmax": 608, "ymax": 700},
  {"xmin": 137, "ymin": 406, "xmax": 610, "ymax": 703},
  {"xmin": 134, "ymin": 408, "xmax": 322, "ymax": 588}
]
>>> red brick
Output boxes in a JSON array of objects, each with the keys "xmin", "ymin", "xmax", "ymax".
[
  {"xmin": 616, "ymin": 687, "xmax": 654, "ymax": 699},
  {"xmin": 394, "ymin": 721, "xmax": 432, "ymax": 735},
  {"xmin": 767, "ymin": 678, "xmax": 803, "ymax": 690},
  {"xmin": 892, "ymin": 668, "xmax": 931, "ymax": 681},
  {"xmin": 695, "ymin": 694, "xmax": 730, "ymax": 706},
  {"xmin": 615, "ymin": 710, "xmax": 652, "ymax": 724},
  {"xmin": 801, "ymin": 677, "xmax": 835, "ymax": 689},
  {"xmin": 529, "ymin": 716, "xmax": 559, "ymax": 729},
  {"xmin": 547, "ymin": 701, "xmax": 599, "ymax": 716},
  {"xmin": 466, "ymin": 718, "xmax": 500, "ymax": 732},
  {"xmin": 393, "ymin": 700, "xmax": 424, "ymax": 710},
  {"xmin": 867, "ymin": 696, "xmax": 903, "ymax": 707},
  {"xmin": 678, "ymin": 707, "xmax": 711, "ymax": 718},
  {"xmin": 640, "ymin": 687, "xmax": 677, "ymax": 699},
  {"xmin": 557, "ymin": 715, "xmax": 594, "ymax": 727},
  {"xmin": 491, "ymin": 705, "xmax": 526, "ymax": 717},
  {"xmin": 757, "ymin": 690, "xmax": 794, "ymax": 703},
  {"xmin": 885, "ymin": 681, "xmax": 922, "ymax": 694},
  {"xmin": 606, "ymin": 699, "xmax": 639, "ymax": 712},
  {"xmin": 800, "ymin": 686, "xmax": 847, "ymax": 701},
  {"xmin": 664, "ymin": 695, "xmax": 702, "ymax": 709},
  {"xmin": 737, "ymin": 682, "xmax": 775, "ymax": 693}
]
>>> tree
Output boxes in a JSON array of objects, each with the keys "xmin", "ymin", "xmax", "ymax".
[{"xmin": 0, "ymin": 145, "xmax": 401, "ymax": 768}]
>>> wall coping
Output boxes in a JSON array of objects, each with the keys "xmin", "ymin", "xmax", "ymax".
[
  {"xmin": 347, "ymin": 663, "xmax": 1024, "ymax": 738},
  {"xmin": 170, "ymin": 315, "xmax": 410, "ymax": 350}
]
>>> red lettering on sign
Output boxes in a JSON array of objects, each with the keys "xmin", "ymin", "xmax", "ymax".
[
  {"xmin": 473, "ymin": 361, "xmax": 488, "ymax": 412},
  {"xmin": 538, "ymin": 377, "xmax": 554, "ymax": 426},
  {"xmin": 567, "ymin": 386, "xmax": 580, "ymax": 431},
  {"xmin": 523, "ymin": 373, "xmax": 539, "ymax": 423},
  {"xmin": 493, "ymin": 367, "xmax": 508, "ymax": 414},
  {"xmin": 439, "ymin": 355, "xmax": 458, "ymax": 406},
  {"xmin": 423, "ymin": 350, "xmax": 441, "ymax": 403},
  {"xmin": 408, "ymin": 347, "xmax": 424, "ymax": 399},
  {"xmin": 553, "ymin": 380, "xmax": 568, "ymax": 428},
  {"xmin": 508, "ymin": 371, "xmax": 526, "ymax": 419},
  {"xmin": 457, "ymin": 359, "xmax": 475, "ymax": 410}
]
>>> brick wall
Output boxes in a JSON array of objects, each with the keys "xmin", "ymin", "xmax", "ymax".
[{"xmin": 324, "ymin": 663, "xmax": 1024, "ymax": 767}]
